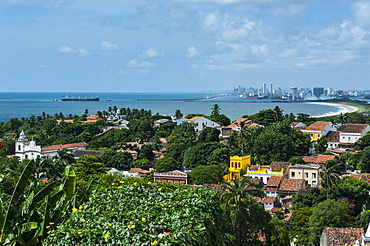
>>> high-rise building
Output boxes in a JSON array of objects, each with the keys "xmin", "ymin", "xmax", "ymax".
[
  {"xmin": 313, "ymin": 87, "xmax": 324, "ymax": 98},
  {"xmin": 270, "ymin": 82, "xmax": 273, "ymax": 96},
  {"xmin": 262, "ymin": 82, "xmax": 266, "ymax": 95},
  {"xmin": 273, "ymin": 87, "xmax": 282, "ymax": 97},
  {"xmin": 290, "ymin": 87, "xmax": 298, "ymax": 97}
]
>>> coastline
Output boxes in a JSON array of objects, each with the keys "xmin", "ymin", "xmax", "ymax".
[{"xmin": 305, "ymin": 102, "xmax": 359, "ymax": 117}]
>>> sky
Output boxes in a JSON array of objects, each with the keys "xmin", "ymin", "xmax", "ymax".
[{"xmin": 1, "ymin": 0, "xmax": 370, "ymax": 93}]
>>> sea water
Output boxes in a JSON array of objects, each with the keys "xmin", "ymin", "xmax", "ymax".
[{"xmin": 0, "ymin": 92, "xmax": 350, "ymax": 123}]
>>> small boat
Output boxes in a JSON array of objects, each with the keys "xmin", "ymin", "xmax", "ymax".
[{"xmin": 106, "ymin": 99, "xmax": 111, "ymax": 101}]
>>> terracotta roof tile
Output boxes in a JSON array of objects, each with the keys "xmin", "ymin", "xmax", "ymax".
[
  {"xmin": 323, "ymin": 227, "xmax": 364, "ymax": 246},
  {"xmin": 42, "ymin": 142, "xmax": 88, "ymax": 151},
  {"xmin": 342, "ymin": 124, "xmax": 369, "ymax": 133},
  {"xmin": 302, "ymin": 156, "xmax": 316, "ymax": 163},
  {"xmin": 188, "ymin": 116, "xmax": 203, "ymax": 121},
  {"xmin": 304, "ymin": 121, "xmax": 331, "ymax": 131},
  {"xmin": 270, "ymin": 162, "xmax": 290, "ymax": 172},
  {"xmin": 301, "ymin": 154, "xmax": 336, "ymax": 164},
  {"xmin": 315, "ymin": 155, "xmax": 336, "ymax": 164},
  {"xmin": 128, "ymin": 168, "xmax": 141, "ymax": 173},
  {"xmin": 326, "ymin": 131, "xmax": 340, "ymax": 142},
  {"xmin": 227, "ymin": 118, "xmax": 252, "ymax": 128},
  {"xmin": 266, "ymin": 176, "xmax": 283, "ymax": 187},
  {"xmin": 278, "ymin": 178, "xmax": 303, "ymax": 192},
  {"xmin": 261, "ymin": 196, "xmax": 276, "ymax": 203},
  {"xmin": 264, "ymin": 187, "xmax": 277, "ymax": 191}
]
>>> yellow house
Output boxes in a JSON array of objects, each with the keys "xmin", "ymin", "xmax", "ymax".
[
  {"xmin": 224, "ymin": 155, "xmax": 251, "ymax": 181},
  {"xmin": 301, "ymin": 121, "xmax": 336, "ymax": 142}
]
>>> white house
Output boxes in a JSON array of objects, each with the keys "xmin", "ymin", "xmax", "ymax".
[
  {"xmin": 338, "ymin": 124, "xmax": 370, "ymax": 150},
  {"xmin": 188, "ymin": 116, "xmax": 220, "ymax": 133},
  {"xmin": 42, "ymin": 142, "xmax": 89, "ymax": 158},
  {"xmin": 15, "ymin": 131, "xmax": 42, "ymax": 161}
]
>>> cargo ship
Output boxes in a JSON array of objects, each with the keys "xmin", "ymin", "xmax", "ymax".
[{"xmin": 61, "ymin": 95, "xmax": 100, "ymax": 101}]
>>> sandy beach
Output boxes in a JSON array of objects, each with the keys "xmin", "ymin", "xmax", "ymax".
[{"xmin": 305, "ymin": 102, "xmax": 359, "ymax": 117}]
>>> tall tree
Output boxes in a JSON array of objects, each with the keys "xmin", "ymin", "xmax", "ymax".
[
  {"xmin": 174, "ymin": 109, "xmax": 183, "ymax": 119},
  {"xmin": 319, "ymin": 164, "xmax": 340, "ymax": 199},
  {"xmin": 308, "ymin": 199, "xmax": 351, "ymax": 245},
  {"xmin": 211, "ymin": 104, "xmax": 221, "ymax": 116},
  {"xmin": 221, "ymin": 176, "xmax": 269, "ymax": 246}
]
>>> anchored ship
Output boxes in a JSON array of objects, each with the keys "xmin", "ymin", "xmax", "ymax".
[{"xmin": 61, "ymin": 95, "xmax": 100, "ymax": 101}]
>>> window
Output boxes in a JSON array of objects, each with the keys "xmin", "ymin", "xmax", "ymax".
[
  {"xmin": 312, "ymin": 173, "xmax": 316, "ymax": 179},
  {"xmin": 25, "ymin": 155, "xmax": 28, "ymax": 159},
  {"xmin": 18, "ymin": 145, "xmax": 21, "ymax": 151},
  {"xmin": 312, "ymin": 181, "xmax": 316, "ymax": 186},
  {"xmin": 291, "ymin": 172, "xmax": 295, "ymax": 178},
  {"xmin": 305, "ymin": 173, "xmax": 308, "ymax": 178}
]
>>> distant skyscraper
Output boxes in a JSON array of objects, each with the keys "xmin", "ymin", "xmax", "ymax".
[
  {"xmin": 327, "ymin": 87, "xmax": 333, "ymax": 95},
  {"xmin": 290, "ymin": 87, "xmax": 298, "ymax": 97},
  {"xmin": 274, "ymin": 87, "xmax": 282, "ymax": 97},
  {"xmin": 270, "ymin": 82, "xmax": 273, "ymax": 96},
  {"xmin": 313, "ymin": 87, "xmax": 324, "ymax": 98},
  {"xmin": 262, "ymin": 82, "xmax": 266, "ymax": 95}
]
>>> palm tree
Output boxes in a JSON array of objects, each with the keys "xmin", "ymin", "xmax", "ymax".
[
  {"xmin": 211, "ymin": 104, "xmax": 221, "ymax": 116},
  {"xmin": 319, "ymin": 165, "xmax": 340, "ymax": 199},
  {"xmin": 221, "ymin": 176, "xmax": 266, "ymax": 246}
]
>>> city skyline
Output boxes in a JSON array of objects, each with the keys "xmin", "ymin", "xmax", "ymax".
[{"xmin": 1, "ymin": 0, "xmax": 370, "ymax": 92}]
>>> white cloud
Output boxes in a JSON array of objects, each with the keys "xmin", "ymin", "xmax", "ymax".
[
  {"xmin": 268, "ymin": 4, "xmax": 305, "ymax": 17},
  {"xmin": 128, "ymin": 59, "xmax": 157, "ymax": 68},
  {"xmin": 58, "ymin": 45, "xmax": 90, "ymax": 56},
  {"xmin": 350, "ymin": 25, "xmax": 366, "ymax": 46},
  {"xmin": 101, "ymin": 41, "xmax": 119, "ymax": 51},
  {"xmin": 58, "ymin": 45, "xmax": 75, "ymax": 53},
  {"xmin": 140, "ymin": 48, "xmax": 164, "ymax": 58},
  {"xmin": 352, "ymin": 1, "xmax": 370, "ymax": 28},
  {"xmin": 78, "ymin": 48, "xmax": 90, "ymax": 56},
  {"xmin": 220, "ymin": 18, "xmax": 256, "ymax": 43},
  {"xmin": 199, "ymin": 12, "xmax": 221, "ymax": 31},
  {"xmin": 187, "ymin": 46, "xmax": 198, "ymax": 58},
  {"xmin": 278, "ymin": 48, "xmax": 298, "ymax": 58}
]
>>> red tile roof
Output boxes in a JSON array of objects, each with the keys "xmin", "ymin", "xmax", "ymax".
[
  {"xmin": 188, "ymin": 116, "xmax": 203, "ymax": 121},
  {"xmin": 266, "ymin": 176, "xmax": 283, "ymax": 187},
  {"xmin": 315, "ymin": 155, "xmax": 336, "ymax": 164},
  {"xmin": 270, "ymin": 162, "xmax": 290, "ymax": 172},
  {"xmin": 326, "ymin": 131, "xmax": 340, "ymax": 142},
  {"xmin": 278, "ymin": 178, "xmax": 303, "ymax": 192},
  {"xmin": 128, "ymin": 168, "xmax": 141, "ymax": 173},
  {"xmin": 342, "ymin": 124, "xmax": 369, "ymax": 133},
  {"xmin": 261, "ymin": 196, "xmax": 276, "ymax": 203},
  {"xmin": 304, "ymin": 121, "xmax": 331, "ymax": 131},
  {"xmin": 42, "ymin": 142, "xmax": 88, "ymax": 151},
  {"xmin": 323, "ymin": 227, "xmax": 364, "ymax": 246},
  {"xmin": 227, "ymin": 118, "xmax": 252, "ymax": 128},
  {"xmin": 301, "ymin": 154, "xmax": 336, "ymax": 164}
]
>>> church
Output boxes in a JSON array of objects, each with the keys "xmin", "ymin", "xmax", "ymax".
[
  {"xmin": 15, "ymin": 130, "xmax": 42, "ymax": 161},
  {"xmin": 15, "ymin": 131, "xmax": 89, "ymax": 161}
]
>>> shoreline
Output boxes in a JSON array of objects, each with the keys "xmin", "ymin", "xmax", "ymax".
[{"xmin": 305, "ymin": 102, "xmax": 359, "ymax": 117}]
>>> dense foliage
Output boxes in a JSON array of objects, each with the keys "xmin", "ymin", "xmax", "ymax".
[{"xmin": 43, "ymin": 179, "xmax": 226, "ymax": 245}]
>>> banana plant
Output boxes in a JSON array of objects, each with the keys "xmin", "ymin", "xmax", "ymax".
[{"xmin": 0, "ymin": 159, "xmax": 79, "ymax": 245}]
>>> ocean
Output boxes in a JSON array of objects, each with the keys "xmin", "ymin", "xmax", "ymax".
[{"xmin": 0, "ymin": 92, "xmax": 353, "ymax": 123}]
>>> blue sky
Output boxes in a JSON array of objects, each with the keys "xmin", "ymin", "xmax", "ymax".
[{"xmin": 1, "ymin": 0, "xmax": 370, "ymax": 92}]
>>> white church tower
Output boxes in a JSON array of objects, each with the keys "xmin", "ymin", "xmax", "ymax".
[{"xmin": 15, "ymin": 130, "xmax": 42, "ymax": 161}]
